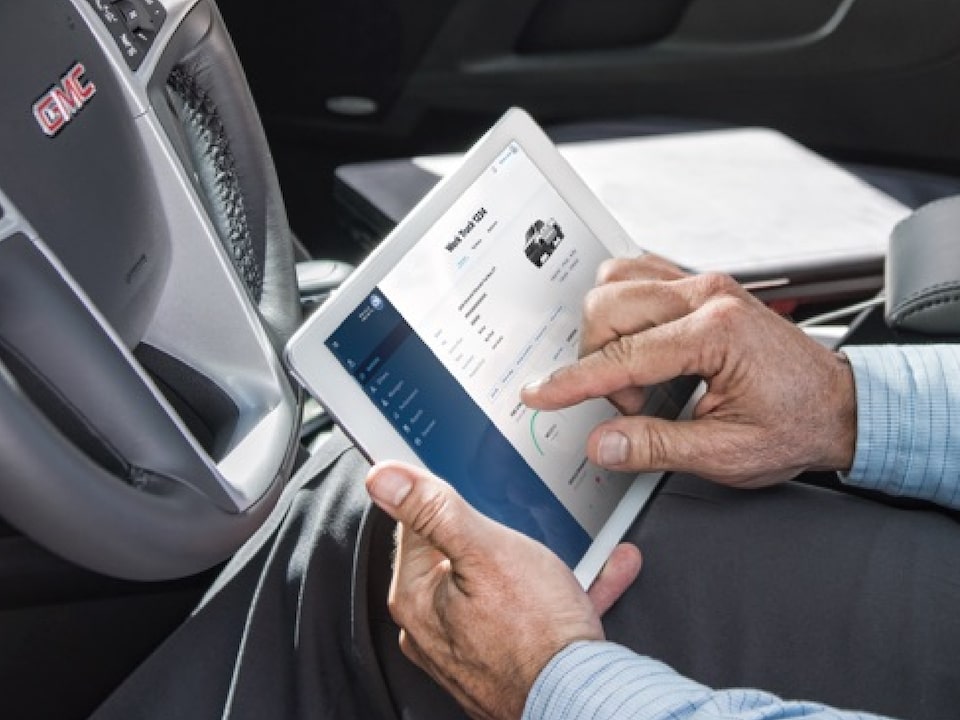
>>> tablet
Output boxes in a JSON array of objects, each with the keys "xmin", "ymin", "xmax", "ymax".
[{"xmin": 286, "ymin": 108, "xmax": 696, "ymax": 587}]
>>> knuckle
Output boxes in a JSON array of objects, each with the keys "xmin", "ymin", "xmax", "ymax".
[
  {"xmin": 581, "ymin": 286, "xmax": 607, "ymax": 326},
  {"xmin": 408, "ymin": 487, "xmax": 453, "ymax": 540},
  {"xmin": 637, "ymin": 422, "xmax": 671, "ymax": 469},
  {"xmin": 388, "ymin": 582, "xmax": 424, "ymax": 631},
  {"xmin": 596, "ymin": 256, "xmax": 648, "ymax": 283},
  {"xmin": 386, "ymin": 592, "xmax": 406, "ymax": 625},
  {"xmin": 398, "ymin": 631, "xmax": 423, "ymax": 668},
  {"xmin": 642, "ymin": 253, "xmax": 686, "ymax": 280},
  {"xmin": 695, "ymin": 271, "xmax": 739, "ymax": 300},
  {"xmin": 599, "ymin": 333, "xmax": 636, "ymax": 369},
  {"xmin": 700, "ymin": 295, "xmax": 746, "ymax": 332},
  {"xmin": 595, "ymin": 335, "xmax": 644, "ymax": 388},
  {"xmin": 398, "ymin": 631, "xmax": 413, "ymax": 656},
  {"xmin": 595, "ymin": 257, "xmax": 624, "ymax": 284},
  {"xmin": 597, "ymin": 254, "xmax": 681, "ymax": 284},
  {"xmin": 388, "ymin": 573, "xmax": 434, "ymax": 630}
]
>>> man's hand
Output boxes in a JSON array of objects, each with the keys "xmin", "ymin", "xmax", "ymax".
[
  {"xmin": 365, "ymin": 462, "xmax": 642, "ymax": 720},
  {"xmin": 522, "ymin": 255, "xmax": 858, "ymax": 488}
]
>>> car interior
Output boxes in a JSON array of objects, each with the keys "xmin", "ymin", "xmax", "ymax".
[{"xmin": 2, "ymin": 1, "xmax": 960, "ymax": 717}]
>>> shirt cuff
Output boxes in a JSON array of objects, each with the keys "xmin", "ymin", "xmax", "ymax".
[
  {"xmin": 522, "ymin": 641, "xmax": 711, "ymax": 720},
  {"xmin": 841, "ymin": 345, "xmax": 960, "ymax": 508},
  {"xmin": 523, "ymin": 641, "xmax": 895, "ymax": 720}
]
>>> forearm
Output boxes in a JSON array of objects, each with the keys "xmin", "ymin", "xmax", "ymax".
[
  {"xmin": 524, "ymin": 642, "xmax": 892, "ymax": 720},
  {"xmin": 842, "ymin": 345, "xmax": 960, "ymax": 508}
]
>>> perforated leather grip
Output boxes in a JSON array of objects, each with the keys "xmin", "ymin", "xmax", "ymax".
[
  {"xmin": 165, "ymin": 4, "xmax": 301, "ymax": 350},
  {"xmin": 885, "ymin": 195, "xmax": 960, "ymax": 335}
]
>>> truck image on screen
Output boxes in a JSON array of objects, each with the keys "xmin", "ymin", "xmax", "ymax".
[{"xmin": 524, "ymin": 218, "xmax": 565, "ymax": 268}]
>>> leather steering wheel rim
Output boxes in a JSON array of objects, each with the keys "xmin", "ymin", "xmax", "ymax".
[
  {"xmin": 0, "ymin": 0, "xmax": 301, "ymax": 580},
  {"xmin": 163, "ymin": 5, "xmax": 301, "ymax": 350}
]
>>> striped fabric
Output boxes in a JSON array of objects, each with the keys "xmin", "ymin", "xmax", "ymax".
[
  {"xmin": 843, "ymin": 345, "xmax": 960, "ymax": 508},
  {"xmin": 524, "ymin": 642, "xmax": 891, "ymax": 719}
]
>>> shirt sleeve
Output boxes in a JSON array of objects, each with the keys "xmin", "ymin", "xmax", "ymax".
[
  {"xmin": 841, "ymin": 345, "xmax": 960, "ymax": 508},
  {"xmin": 523, "ymin": 641, "xmax": 893, "ymax": 720}
]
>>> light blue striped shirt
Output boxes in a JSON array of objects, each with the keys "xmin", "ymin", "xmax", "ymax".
[
  {"xmin": 525, "ymin": 642, "xmax": 890, "ymax": 719},
  {"xmin": 523, "ymin": 345, "xmax": 960, "ymax": 720},
  {"xmin": 842, "ymin": 345, "xmax": 960, "ymax": 508}
]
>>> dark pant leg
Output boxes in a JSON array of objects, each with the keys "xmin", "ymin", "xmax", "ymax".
[
  {"xmin": 91, "ymin": 432, "xmax": 398, "ymax": 720},
  {"xmin": 603, "ymin": 473, "xmax": 960, "ymax": 720},
  {"xmin": 95, "ymin": 452, "xmax": 960, "ymax": 720},
  {"xmin": 376, "ymin": 473, "xmax": 960, "ymax": 720},
  {"xmin": 365, "ymin": 499, "xmax": 469, "ymax": 719}
]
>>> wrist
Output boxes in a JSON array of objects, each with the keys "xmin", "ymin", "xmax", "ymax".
[{"xmin": 820, "ymin": 351, "xmax": 857, "ymax": 471}]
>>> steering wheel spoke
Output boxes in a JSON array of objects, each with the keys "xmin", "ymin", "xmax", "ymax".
[{"xmin": 0, "ymin": 0, "xmax": 303, "ymax": 579}]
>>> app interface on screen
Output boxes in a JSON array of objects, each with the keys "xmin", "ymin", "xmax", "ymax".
[{"xmin": 326, "ymin": 142, "xmax": 637, "ymax": 566}]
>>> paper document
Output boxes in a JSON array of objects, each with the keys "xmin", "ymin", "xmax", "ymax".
[{"xmin": 413, "ymin": 128, "xmax": 910, "ymax": 276}]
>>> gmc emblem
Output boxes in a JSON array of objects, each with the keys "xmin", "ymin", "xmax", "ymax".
[{"xmin": 32, "ymin": 62, "xmax": 97, "ymax": 137}]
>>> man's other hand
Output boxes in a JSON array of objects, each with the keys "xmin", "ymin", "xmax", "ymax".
[
  {"xmin": 365, "ymin": 462, "xmax": 642, "ymax": 720},
  {"xmin": 522, "ymin": 255, "xmax": 858, "ymax": 488}
]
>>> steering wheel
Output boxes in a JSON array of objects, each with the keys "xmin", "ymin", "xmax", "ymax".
[{"xmin": 0, "ymin": 0, "xmax": 303, "ymax": 580}]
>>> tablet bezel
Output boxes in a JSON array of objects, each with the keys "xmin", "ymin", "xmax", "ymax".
[{"xmin": 286, "ymin": 108, "xmax": 666, "ymax": 588}]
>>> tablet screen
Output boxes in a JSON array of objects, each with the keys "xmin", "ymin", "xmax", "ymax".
[{"xmin": 324, "ymin": 141, "xmax": 683, "ymax": 567}]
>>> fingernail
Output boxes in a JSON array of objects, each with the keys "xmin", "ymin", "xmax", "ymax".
[
  {"xmin": 370, "ymin": 469, "xmax": 413, "ymax": 507},
  {"xmin": 598, "ymin": 430, "xmax": 630, "ymax": 466},
  {"xmin": 522, "ymin": 374, "xmax": 551, "ymax": 393}
]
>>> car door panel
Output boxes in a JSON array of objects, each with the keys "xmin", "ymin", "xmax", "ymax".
[
  {"xmin": 516, "ymin": 0, "xmax": 693, "ymax": 54},
  {"xmin": 223, "ymin": 0, "xmax": 960, "ymax": 172},
  {"xmin": 405, "ymin": 0, "xmax": 960, "ymax": 165}
]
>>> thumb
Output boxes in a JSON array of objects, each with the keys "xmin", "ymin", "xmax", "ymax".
[
  {"xmin": 366, "ymin": 461, "xmax": 490, "ymax": 563},
  {"xmin": 588, "ymin": 415, "xmax": 712, "ymax": 474}
]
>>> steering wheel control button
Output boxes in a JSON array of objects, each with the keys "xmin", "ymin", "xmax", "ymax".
[
  {"xmin": 123, "ymin": 0, "xmax": 167, "ymax": 29},
  {"xmin": 87, "ymin": 0, "xmax": 165, "ymax": 71},
  {"xmin": 89, "ymin": 0, "xmax": 123, "ymax": 31},
  {"xmin": 115, "ymin": 1, "xmax": 155, "ymax": 32}
]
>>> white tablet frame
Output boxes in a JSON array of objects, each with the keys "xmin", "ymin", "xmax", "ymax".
[{"xmin": 286, "ymin": 108, "xmax": 675, "ymax": 588}]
